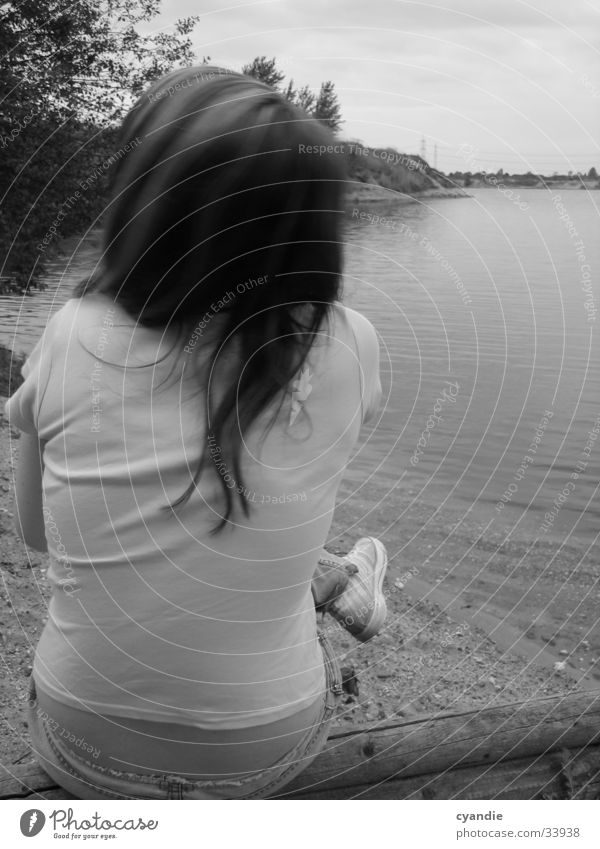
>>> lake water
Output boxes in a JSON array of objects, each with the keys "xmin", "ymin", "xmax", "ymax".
[{"xmin": 1, "ymin": 188, "xmax": 599, "ymax": 544}]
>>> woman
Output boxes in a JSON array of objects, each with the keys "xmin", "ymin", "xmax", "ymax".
[{"xmin": 6, "ymin": 65, "xmax": 387, "ymax": 799}]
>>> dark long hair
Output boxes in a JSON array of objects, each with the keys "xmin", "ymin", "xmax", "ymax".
[{"xmin": 75, "ymin": 65, "xmax": 346, "ymax": 530}]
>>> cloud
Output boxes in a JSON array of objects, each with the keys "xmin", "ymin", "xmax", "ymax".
[{"xmin": 150, "ymin": 0, "xmax": 600, "ymax": 172}]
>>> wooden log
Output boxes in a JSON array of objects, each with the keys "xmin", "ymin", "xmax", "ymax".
[
  {"xmin": 2, "ymin": 690, "xmax": 599, "ymax": 800},
  {"xmin": 281, "ymin": 688, "xmax": 600, "ymax": 796},
  {"xmin": 4, "ymin": 745, "xmax": 600, "ymax": 801},
  {"xmin": 0, "ymin": 761, "xmax": 62, "ymax": 799},
  {"xmin": 281, "ymin": 746, "xmax": 600, "ymax": 800}
]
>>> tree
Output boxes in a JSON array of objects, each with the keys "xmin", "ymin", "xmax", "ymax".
[
  {"xmin": 313, "ymin": 81, "xmax": 342, "ymax": 132},
  {"xmin": 0, "ymin": 1, "xmax": 199, "ymax": 290},
  {"xmin": 241, "ymin": 57, "xmax": 342, "ymax": 131},
  {"xmin": 241, "ymin": 56, "xmax": 285, "ymax": 90},
  {"xmin": 0, "ymin": 1, "xmax": 198, "ymax": 123},
  {"xmin": 294, "ymin": 84, "xmax": 316, "ymax": 114},
  {"xmin": 283, "ymin": 79, "xmax": 297, "ymax": 103},
  {"xmin": 588, "ymin": 166, "xmax": 598, "ymax": 179}
]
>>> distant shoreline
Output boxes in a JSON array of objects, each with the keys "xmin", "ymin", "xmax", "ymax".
[
  {"xmin": 459, "ymin": 181, "xmax": 599, "ymax": 192},
  {"xmin": 344, "ymin": 182, "xmax": 469, "ymax": 204},
  {"xmin": 342, "ymin": 182, "xmax": 599, "ymax": 206}
]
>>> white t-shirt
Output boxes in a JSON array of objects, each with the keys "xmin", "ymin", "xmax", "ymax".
[{"xmin": 5, "ymin": 294, "xmax": 381, "ymax": 728}]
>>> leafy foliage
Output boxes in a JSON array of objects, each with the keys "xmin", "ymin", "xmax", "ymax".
[
  {"xmin": 241, "ymin": 56, "xmax": 342, "ymax": 132},
  {"xmin": 241, "ymin": 56, "xmax": 285, "ymax": 91},
  {"xmin": 0, "ymin": 0, "xmax": 199, "ymax": 291},
  {"xmin": 313, "ymin": 81, "xmax": 342, "ymax": 132}
]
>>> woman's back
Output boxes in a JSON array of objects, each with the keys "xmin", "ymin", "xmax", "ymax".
[{"xmin": 11, "ymin": 293, "xmax": 380, "ymax": 728}]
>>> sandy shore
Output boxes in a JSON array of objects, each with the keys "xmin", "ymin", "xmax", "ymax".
[{"xmin": 1, "ymin": 396, "xmax": 589, "ymax": 769}]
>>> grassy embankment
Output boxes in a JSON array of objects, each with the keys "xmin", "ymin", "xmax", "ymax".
[{"xmin": 343, "ymin": 143, "xmax": 467, "ymax": 203}]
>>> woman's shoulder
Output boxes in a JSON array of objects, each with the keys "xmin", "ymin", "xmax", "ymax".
[
  {"xmin": 329, "ymin": 302, "xmax": 378, "ymax": 342},
  {"xmin": 63, "ymin": 293, "xmax": 124, "ymax": 323},
  {"xmin": 328, "ymin": 303, "xmax": 380, "ymax": 366},
  {"xmin": 42, "ymin": 294, "xmax": 117, "ymax": 335},
  {"xmin": 40, "ymin": 297, "xmax": 79, "ymax": 335}
]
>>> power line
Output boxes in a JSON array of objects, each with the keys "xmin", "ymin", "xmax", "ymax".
[
  {"xmin": 441, "ymin": 153, "xmax": 597, "ymax": 163},
  {"xmin": 436, "ymin": 148, "xmax": 597, "ymax": 159}
]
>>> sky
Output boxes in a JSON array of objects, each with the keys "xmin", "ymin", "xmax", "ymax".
[{"xmin": 145, "ymin": 0, "xmax": 600, "ymax": 174}]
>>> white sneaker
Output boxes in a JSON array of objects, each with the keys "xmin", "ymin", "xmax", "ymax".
[{"xmin": 328, "ymin": 537, "xmax": 388, "ymax": 642}]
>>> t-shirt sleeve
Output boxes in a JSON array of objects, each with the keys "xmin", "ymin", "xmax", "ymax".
[
  {"xmin": 4, "ymin": 310, "xmax": 61, "ymax": 435},
  {"xmin": 344, "ymin": 307, "xmax": 383, "ymax": 424}
]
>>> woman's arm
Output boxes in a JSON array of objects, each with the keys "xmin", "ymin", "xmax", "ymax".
[{"xmin": 12, "ymin": 432, "xmax": 47, "ymax": 552}]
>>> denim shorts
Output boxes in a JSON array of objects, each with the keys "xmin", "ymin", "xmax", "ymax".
[{"xmin": 26, "ymin": 630, "xmax": 343, "ymax": 799}]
